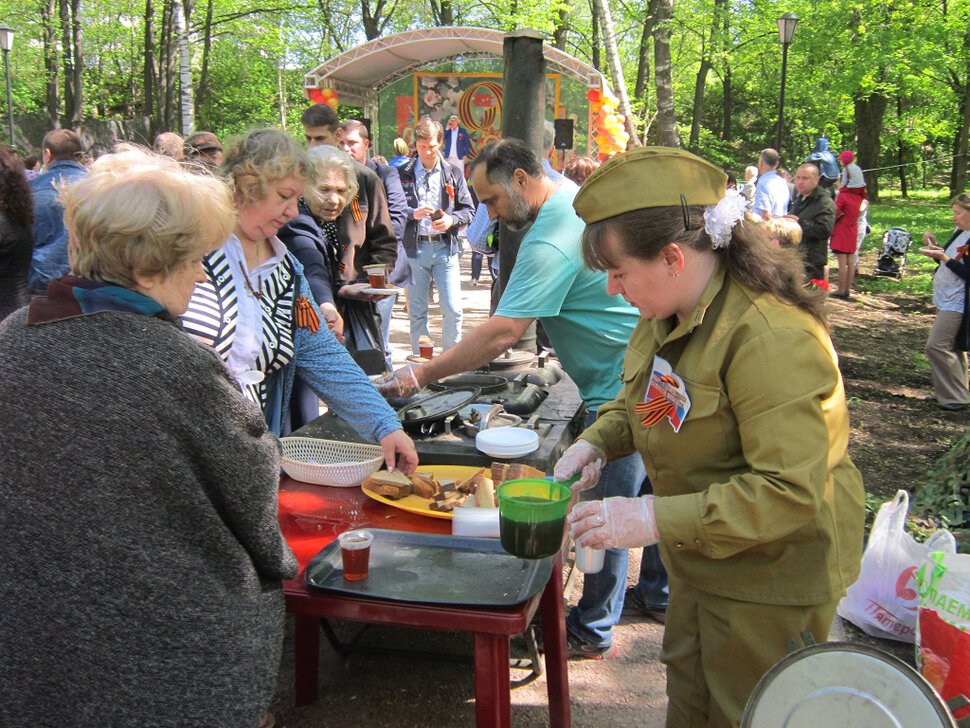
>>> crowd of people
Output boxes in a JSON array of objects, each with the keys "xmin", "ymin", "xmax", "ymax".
[{"xmin": 0, "ymin": 111, "xmax": 965, "ymax": 728}]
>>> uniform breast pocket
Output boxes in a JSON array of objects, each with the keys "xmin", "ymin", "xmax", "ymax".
[{"xmin": 679, "ymin": 379, "xmax": 730, "ymax": 457}]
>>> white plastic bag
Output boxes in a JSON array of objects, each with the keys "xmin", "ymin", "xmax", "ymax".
[{"xmin": 837, "ymin": 490, "xmax": 957, "ymax": 643}]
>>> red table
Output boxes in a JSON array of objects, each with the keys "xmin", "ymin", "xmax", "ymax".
[{"xmin": 278, "ymin": 475, "xmax": 571, "ymax": 728}]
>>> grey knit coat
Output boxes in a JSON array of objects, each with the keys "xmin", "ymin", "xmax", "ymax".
[{"xmin": 0, "ymin": 306, "xmax": 298, "ymax": 727}]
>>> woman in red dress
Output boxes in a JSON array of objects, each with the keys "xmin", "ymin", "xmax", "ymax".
[{"xmin": 830, "ymin": 150, "xmax": 866, "ymax": 299}]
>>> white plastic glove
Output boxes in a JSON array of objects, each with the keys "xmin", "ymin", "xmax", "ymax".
[
  {"xmin": 375, "ymin": 364, "xmax": 422, "ymax": 399},
  {"xmin": 553, "ymin": 440, "xmax": 605, "ymax": 494},
  {"xmin": 568, "ymin": 495, "xmax": 660, "ymax": 550}
]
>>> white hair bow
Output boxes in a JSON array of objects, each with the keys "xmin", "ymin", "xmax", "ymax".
[{"xmin": 703, "ymin": 188, "xmax": 747, "ymax": 249}]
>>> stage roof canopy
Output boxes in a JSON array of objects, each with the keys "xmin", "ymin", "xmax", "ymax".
[{"xmin": 304, "ymin": 27, "xmax": 606, "ymax": 106}]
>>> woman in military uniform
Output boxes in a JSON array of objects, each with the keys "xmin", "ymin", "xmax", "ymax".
[{"xmin": 554, "ymin": 147, "xmax": 865, "ymax": 727}]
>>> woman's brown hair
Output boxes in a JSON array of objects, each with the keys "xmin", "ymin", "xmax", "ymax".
[
  {"xmin": 0, "ymin": 146, "xmax": 33, "ymax": 228},
  {"xmin": 582, "ymin": 206, "xmax": 828, "ymax": 326}
]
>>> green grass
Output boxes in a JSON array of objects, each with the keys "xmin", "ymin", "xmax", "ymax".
[{"xmin": 857, "ymin": 190, "xmax": 955, "ymax": 298}]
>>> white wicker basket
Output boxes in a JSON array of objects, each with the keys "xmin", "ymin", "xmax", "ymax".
[{"xmin": 279, "ymin": 437, "xmax": 384, "ymax": 487}]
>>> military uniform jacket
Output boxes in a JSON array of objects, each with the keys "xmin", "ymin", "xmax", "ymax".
[{"xmin": 581, "ymin": 263, "xmax": 865, "ymax": 606}]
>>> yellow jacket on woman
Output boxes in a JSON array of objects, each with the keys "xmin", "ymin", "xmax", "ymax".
[{"xmin": 580, "ymin": 263, "xmax": 865, "ymax": 605}]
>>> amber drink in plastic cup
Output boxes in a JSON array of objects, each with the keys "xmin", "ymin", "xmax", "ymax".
[
  {"xmin": 364, "ymin": 264, "xmax": 386, "ymax": 289},
  {"xmin": 338, "ymin": 530, "xmax": 374, "ymax": 581},
  {"xmin": 419, "ymin": 343, "xmax": 434, "ymax": 359}
]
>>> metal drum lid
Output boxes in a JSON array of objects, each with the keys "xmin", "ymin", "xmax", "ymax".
[{"xmin": 742, "ymin": 642, "xmax": 955, "ymax": 728}]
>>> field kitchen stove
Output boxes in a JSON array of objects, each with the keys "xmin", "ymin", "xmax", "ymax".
[{"xmin": 294, "ymin": 353, "xmax": 587, "ymax": 472}]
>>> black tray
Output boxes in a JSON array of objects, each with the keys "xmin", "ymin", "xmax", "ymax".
[{"xmin": 304, "ymin": 529, "xmax": 553, "ymax": 606}]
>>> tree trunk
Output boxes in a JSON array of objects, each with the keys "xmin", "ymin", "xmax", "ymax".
[
  {"xmin": 159, "ymin": 0, "xmax": 178, "ymax": 131},
  {"xmin": 719, "ymin": 4, "xmax": 731, "ymax": 141},
  {"xmin": 174, "ymin": 0, "xmax": 194, "ymax": 134},
  {"xmin": 41, "ymin": 0, "xmax": 60, "ymax": 129},
  {"xmin": 688, "ymin": 0, "xmax": 724, "ymax": 151},
  {"xmin": 69, "ymin": 0, "xmax": 82, "ymax": 127},
  {"xmin": 854, "ymin": 91, "xmax": 888, "ymax": 202},
  {"xmin": 634, "ymin": 1, "xmax": 656, "ymax": 101},
  {"xmin": 552, "ymin": 6, "xmax": 569, "ymax": 50},
  {"xmin": 653, "ymin": 0, "xmax": 678, "ymax": 147},
  {"xmin": 59, "ymin": 0, "xmax": 75, "ymax": 126},
  {"xmin": 591, "ymin": 7, "xmax": 600, "ymax": 70},
  {"xmin": 194, "ymin": 0, "xmax": 213, "ymax": 126},
  {"xmin": 144, "ymin": 0, "xmax": 157, "ymax": 122},
  {"xmin": 592, "ymin": 0, "xmax": 640, "ymax": 145},
  {"xmin": 896, "ymin": 95, "xmax": 907, "ymax": 198},
  {"xmin": 949, "ymin": 32, "xmax": 970, "ymax": 196},
  {"xmin": 688, "ymin": 55, "xmax": 711, "ymax": 151},
  {"xmin": 430, "ymin": 0, "xmax": 453, "ymax": 26}
]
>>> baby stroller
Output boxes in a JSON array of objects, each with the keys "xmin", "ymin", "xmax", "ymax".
[{"xmin": 874, "ymin": 227, "xmax": 913, "ymax": 279}]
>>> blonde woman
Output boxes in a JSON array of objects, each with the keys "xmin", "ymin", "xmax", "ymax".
[
  {"xmin": 0, "ymin": 147, "xmax": 296, "ymax": 727},
  {"xmin": 180, "ymin": 128, "xmax": 417, "ymax": 469}
]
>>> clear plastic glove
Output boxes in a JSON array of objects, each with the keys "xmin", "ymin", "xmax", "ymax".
[
  {"xmin": 375, "ymin": 364, "xmax": 422, "ymax": 399},
  {"xmin": 379, "ymin": 429, "xmax": 418, "ymax": 476},
  {"xmin": 568, "ymin": 495, "xmax": 660, "ymax": 550},
  {"xmin": 553, "ymin": 440, "xmax": 605, "ymax": 495}
]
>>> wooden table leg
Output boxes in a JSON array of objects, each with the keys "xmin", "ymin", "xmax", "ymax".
[
  {"xmin": 294, "ymin": 614, "xmax": 321, "ymax": 706},
  {"xmin": 474, "ymin": 633, "xmax": 511, "ymax": 728},
  {"xmin": 540, "ymin": 554, "xmax": 571, "ymax": 728}
]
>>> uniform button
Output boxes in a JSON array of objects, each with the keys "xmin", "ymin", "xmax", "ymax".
[{"xmin": 674, "ymin": 541, "xmax": 684, "ymax": 549}]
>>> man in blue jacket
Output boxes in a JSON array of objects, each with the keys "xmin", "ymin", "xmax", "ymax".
[
  {"xmin": 442, "ymin": 114, "xmax": 472, "ymax": 174},
  {"xmin": 28, "ymin": 130, "xmax": 88, "ymax": 293}
]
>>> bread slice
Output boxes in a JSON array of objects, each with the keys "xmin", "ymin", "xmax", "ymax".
[
  {"xmin": 369, "ymin": 469, "xmax": 412, "ymax": 486},
  {"xmin": 363, "ymin": 469, "xmax": 413, "ymax": 500}
]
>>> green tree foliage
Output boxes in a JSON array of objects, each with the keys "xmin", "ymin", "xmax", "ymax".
[{"xmin": 0, "ymin": 0, "xmax": 967, "ymax": 190}]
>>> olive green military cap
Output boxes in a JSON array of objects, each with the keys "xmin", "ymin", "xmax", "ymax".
[{"xmin": 573, "ymin": 146, "xmax": 728, "ymax": 223}]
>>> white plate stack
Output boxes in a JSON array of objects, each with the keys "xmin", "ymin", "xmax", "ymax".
[{"xmin": 475, "ymin": 427, "xmax": 540, "ymax": 458}]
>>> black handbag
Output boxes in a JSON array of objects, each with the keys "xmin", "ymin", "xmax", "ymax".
[
  {"xmin": 341, "ymin": 299, "xmax": 387, "ymax": 375},
  {"xmin": 956, "ymin": 285, "xmax": 970, "ymax": 352}
]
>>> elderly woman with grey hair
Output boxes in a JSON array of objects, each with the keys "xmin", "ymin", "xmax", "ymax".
[
  {"xmin": 277, "ymin": 144, "xmax": 363, "ymax": 430},
  {"xmin": 180, "ymin": 128, "xmax": 417, "ymax": 467},
  {"xmin": 0, "ymin": 146, "xmax": 297, "ymax": 727}
]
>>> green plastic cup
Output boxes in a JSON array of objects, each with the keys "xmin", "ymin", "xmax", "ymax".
[{"xmin": 497, "ymin": 478, "xmax": 571, "ymax": 559}]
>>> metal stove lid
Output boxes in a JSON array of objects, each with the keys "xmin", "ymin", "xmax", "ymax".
[
  {"xmin": 742, "ymin": 642, "xmax": 955, "ymax": 728},
  {"xmin": 427, "ymin": 373, "xmax": 509, "ymax": 394},
  {"xmin": 397, "ymin": 386, "xmax": 481, "ymax": 429}
]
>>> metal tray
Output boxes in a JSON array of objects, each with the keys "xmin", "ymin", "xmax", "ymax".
[{"xmin": 304, "ymin": 529, "xmax": 553, "ymax": 606}]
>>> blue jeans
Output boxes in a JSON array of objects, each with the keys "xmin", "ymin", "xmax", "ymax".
[
  {"xmin": 406, "ymin": 240, "xmax": 463, "ymax": 353},
  {"xmin": 470, "ymin": 251, "xmax": 495, "ymax": 282},
  {"xmin": 375, "ymin": 293, "xmax": 396, "ymax": 371},
  {"xmin": 566, "ymin": 411, "xmax": 646, "ymax": 648}
]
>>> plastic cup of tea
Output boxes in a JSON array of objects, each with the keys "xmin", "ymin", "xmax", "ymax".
[
  {"xmin": 574, "ymin": 543, "xmax": 605, "ymax": 574},
  {"xmin": 497, "ymin": 479, "xmax": 571, "ymax": 559},
  {"xmin": 364, "ymin": 264, "xmax": 387, "ymax": 289},
  {"xmin": 419, "ymin": 343, "xmax": 434, "ymax": 359},
  {"xmin": 337, "ymin": 530, "xmax": 374, "ymax": 581}
]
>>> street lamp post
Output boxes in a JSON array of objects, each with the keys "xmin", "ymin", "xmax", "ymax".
[
  {"xmin": 0, "ymin": 25, "xmax": 14, "ymax": 149},
  {"xmin": 775, "ymin": 12, "xmax": 799, "ymax": 154}
]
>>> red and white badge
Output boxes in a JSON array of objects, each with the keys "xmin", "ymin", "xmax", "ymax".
[{"xmin": 634, "ymin": 355, "xmax": 691, "ymax": 432}]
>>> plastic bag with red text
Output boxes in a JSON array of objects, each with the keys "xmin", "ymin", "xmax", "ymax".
[
  {"xmin": 916, "ymin": 550, "xmax": 970, "ymax": 717},
  {"xmin": 837, "ymin": 490, "xmax": 956, "ymax": 642}
]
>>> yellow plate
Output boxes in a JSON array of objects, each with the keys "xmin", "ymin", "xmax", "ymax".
[{"xmin": 361, "ymin": 465, "xmax": 488, "ymax": 520}]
